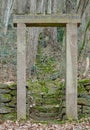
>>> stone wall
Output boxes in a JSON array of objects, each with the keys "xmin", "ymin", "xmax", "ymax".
[
  {"xmin": 78, "ymin": 79, "xmax": 90, "ymax": 118},
  {"xmin": 0, "ymin": 83, "xmax": 17, "ymax": 120},
  {"xmin": 0, "ymin": 80, "xmax": 90, "ymax": 120}
]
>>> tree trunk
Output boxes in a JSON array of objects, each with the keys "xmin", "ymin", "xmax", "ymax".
[
  {"xmin": 4, "ymin": 0, "xmax": 14, "ymax": 34},
  {"xmin": 65, "ymin": 0, "xmax": 77, "ymax": 13},
  {"xmin": 16, "ymin": 0, "xmax": 27, "ymax": 14},
  {"xmin": 1, "ymin": 0, "xmax": 6, "ymax": 17},
  {"xmin": 27, "ymin": 0, "xmax": 43, "ymax": 78},
  {"xmin": 37, "ymin": 0, "xmax": 45, "ymax": 14},
  {"xmin": 45, "ymin": 0, "xmax": 57, "ymax": 50},
  {"xmin": 52, "ymin": 0, "xmax": 57, "ymax": 14},
  {"xmin": 30, "ymin": 0, "xmax": 36, "ymax": 14}
]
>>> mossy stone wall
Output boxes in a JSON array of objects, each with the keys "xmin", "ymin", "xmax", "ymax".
[
  {"xmin": 0, "ymin": 83, "xmax": 17, "ymax": 120},
  {"xmin": 0, "ymin": 79, "xmax": 90, "ymax": 120}
]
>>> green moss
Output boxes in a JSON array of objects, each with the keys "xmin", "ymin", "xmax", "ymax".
[
  {"xmin": 27, "ymin": 79, "xmax": 63, "ymax": 94},
  {"xmin": 9, "ymin": 83, "xmax": 17, "ymax": 90},
  {"xmin": 78, "ymin": 84, "xmax": 87, "ymax": 94},
  {"xmin": 78, "ymin": 79, "xmax": 90, "ymax": 94},
  {"xmin": 7, "ymin": 101, "xmax": 16, "ymax": 108},
  {"xmin": 57, "ymin": 27, "xmax": 65, "ymax": 44},
  {"xmin": 3, "ymin": 94, "xmax": 11, "ymax": 99},
  {"xmin": 78, "ymin": 98, "xmax": 88, "ymax": 105},
  {"xmin": 2, "ymin": 113, "xmax": 17, "ymax": 121},
  {"xmin": 78, "ymin": 79, "xmax": 90, "ymax": 84},
  {"xmin": 10, "ymin": 90, "xmax": 17, "ymax": 96}
]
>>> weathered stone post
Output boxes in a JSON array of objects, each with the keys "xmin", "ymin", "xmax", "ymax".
[
  {"xmin": 66, "ymin": 23, "xmax": 78, "ymax": 119},
  {"xmin": 17, "ymin": 23, "xmax": 26, "ymax": 119}
]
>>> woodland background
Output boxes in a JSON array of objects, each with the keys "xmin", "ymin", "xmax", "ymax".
[{"xmin": 0, "ymin": 0, "xmax": 90, "ymax": 82}]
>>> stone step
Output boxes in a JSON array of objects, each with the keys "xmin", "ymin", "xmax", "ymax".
[
  {"xmin": 27, "ymin": 91, "xmax": 64, "ymax": 120},
  {"xmin": 36, "ymin": 104, "xmax": 60, "ymax": 109},
  {"xmin": 28, "ymin": 92, "xmax": 62, "ymax": 101},
  {"xmin": 27, "ymin": 92, "xmax": 62, "ymax": 106},
  {"xmin": 28, "ymin": 92, "xmax": 62, "ymax": 97},
  {"xmin": 30, "ymin": 104, "xmax": 60, "ymax": 113},
  {"xmin": 34, "ymin": 97, "xmax": 60, "ymax": 105},
  {"xmin": 35, "ymin": 100, "xmax": 60, "ymax": 106},
  {"xmin": 35, "ymin": 112, "xmax": 59, "ymax": 118},
  {"xmin": 30, "ymin": 112, "xmax": 59, "ymax": 120},
  {"xmin": 27, "ymin": 98, "xmax": 60, "ymax": 106}
]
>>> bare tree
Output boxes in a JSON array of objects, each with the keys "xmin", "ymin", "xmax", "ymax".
[
  {"xmin": 65, "ymin": 0, "xmax": 77, "ymax": 13},
  {"xmin": 26, "ymin": 0, "xmax": 42, "ymax": 78}
]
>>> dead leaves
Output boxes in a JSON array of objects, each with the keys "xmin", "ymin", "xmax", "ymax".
[{"xmin": 0, "ymin": 120, "xmax": 90, "ymax": 130}]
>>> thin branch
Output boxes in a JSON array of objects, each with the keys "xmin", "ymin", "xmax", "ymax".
[
  {"xmin": 4, "ymin": 0, "xmax": 14, "ymax": 35},
  {"xmin": 83, "ymin": 57, "xmax": 90, "ymax": 77}
]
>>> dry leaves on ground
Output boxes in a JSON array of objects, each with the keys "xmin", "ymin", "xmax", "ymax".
[{"xmin": 0, "ymin": 119, "xmax": 90, "ymax": 130}]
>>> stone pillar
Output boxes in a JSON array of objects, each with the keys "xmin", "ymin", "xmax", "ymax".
[
  {"xmin": 17, "ymin": 23, "xmax": 26, "ymax": 119},
  {"xmin": 66, "ymin": 23, "xmax": 78, "ymax": 119}
]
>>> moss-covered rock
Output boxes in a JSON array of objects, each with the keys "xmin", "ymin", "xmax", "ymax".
[
  {"xmin": 6, "ymin": 101, "xmax": 16, "ymax": 108},
  {"xmin": 10, "ymin": 90, "xmax": 17, "ymax": 96},
  {"xmin": 0, "ymin": 89, "xmax": 11, "ymax": 94},
  {"xmin": 0, "ymin": 94, "xmax": 12, "ymax": 103},
  {"xmin": 78, "ymin": 98, "xmax": 88, "ymax": 106},
  {"xmin": 1, "ymin": 113, "xmax": 17, "ymax": 120},
  {"xmin": 78, "ymin": 79, "xmax": 90, "ymax": 84},
  {"xmin": 0, "ymin": 83, "xmax": 9, "ymax": 89},
  {"xmin": 0, "ymin": 107, "xmax": 11, "ymax": 114},
  {"xmin": 9, "ymin": 83, "xmax": 16, "ymax": 90}
]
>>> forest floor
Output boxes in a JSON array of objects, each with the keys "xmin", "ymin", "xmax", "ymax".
[{"xmin": 0, "ymin": 118, "xmax": 90, "ymax": 130}]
